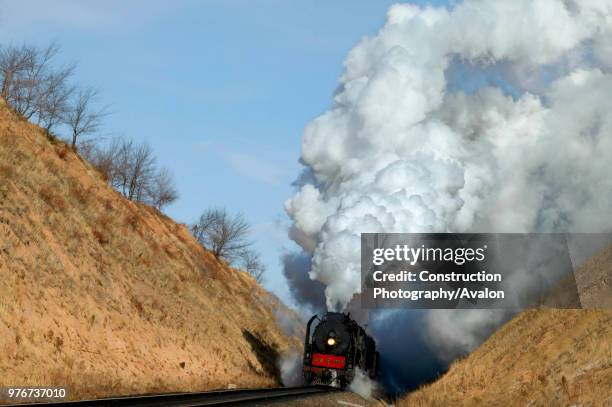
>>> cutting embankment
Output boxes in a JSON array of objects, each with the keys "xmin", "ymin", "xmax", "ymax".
[
  {"xmin": 401, "ymin": 245, "xmax": 612, "ymax": 406},
  {"xmin": 0, "ymin": 99, "xmax": 301, "ymax": 399}
]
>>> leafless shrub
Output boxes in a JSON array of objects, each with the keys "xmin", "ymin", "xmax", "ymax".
[
  {"xmin": 39, "ymin": 186, "xmax": 67, "ymax": 211},
  {"xmin": 98, "ymin": 213, "xmax": 113, "ymax": 232},
  {"xmin": 147, "ymin": 167, "xmax": 179, "ymax": 211},
  {"xmin": 92, "ymin": 229, "xmax": 108, "ymax": 245},
  {"xmin": 69, "ymin": 179, "xmax": 89, "ymax": 205},
  {"xmin": 57, "ymin": 145, "xmax": 70, "ymax": 160},
  {"xmin": 130, "ymin": 296, "xmax": 144, "ymax": 316},
  {"xmin": 238, "ymin": 248, "xmax": 266, "ymax": 283},
  {"xmin": 53, "ymin": 336, "xmax": 64, "ymax": 352},
  {"xmin": 83, "ymin": 138, "xmax": 178, "ymax": 209},
  {"xmin": 190, "ymin": 208, "xmax": 252, "ymax": 261},
  {"xmin": 81, "ymin": 138, "xmax": 122, "ymax": 182},
  {"xmin": 125, "ymin": 212, "xmax": 140, "ymax": 230}
]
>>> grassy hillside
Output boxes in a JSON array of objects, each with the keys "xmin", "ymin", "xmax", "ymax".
[
  {"xmin": 0, "ymin": 99, "xmax": 301, "ymax": 400},
  {"xmin": 401, "ymin": 246, "xmax": 612, "ymax": 406}
]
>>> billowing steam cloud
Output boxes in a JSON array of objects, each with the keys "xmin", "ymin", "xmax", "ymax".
[
  {"xmin": 283, "ymin": 0, "xmax": 612, "ymax": 392},
  {"xmin": 349, "ymin": 369, "xmax": 377, "ymax": 399},
  {"xmin": 278, "ymin": 351, "xmax": 303, "ymax": 387}
]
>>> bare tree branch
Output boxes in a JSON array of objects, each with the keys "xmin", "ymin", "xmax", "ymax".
[
  {"xmin": 127, "ymin": 141, "xmax": 156, "ymax": 201},
  {"xmin": 190, "ymin": 210, "xmax": 218, "ymax": 243},
  {"xmin": 238, "ymin": 248, "xmax": 265, "ymax": 283},
  {"xmin": 36, "ymin": 66, "xmax": 75, "ymax": 137},
  {"xmin": 0, "ymin": 44, "xmax": 36, "ymax": 102},
  {"xmin": 66, "ymin": 86, "xmax": 108, "ymax": 149},
  {"xmin": 190, "ymin": 208, "xmax": 252, "ymax": 261},
  {"xmin": 83, "ymin": 137, "xmax": 157, "ymax": 204},
  {"xmin": 147, "ymin": 167, "xmax": 179, "ymax": 211},
  {"xmin": 82, "ymin": 137, "xmax": 123, "ymax": 183},
  {"xmin": 12, "ymin": 43, "xmax": 62, "ymax": 120},
  {"xmin": 0, "ymin": 42, "xmax": 75, "ymax": 127}
]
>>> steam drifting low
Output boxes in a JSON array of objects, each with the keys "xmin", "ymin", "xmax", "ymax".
[{"xmin": 283, "ymin": 0, "xmax": 612, "ymax": 392}]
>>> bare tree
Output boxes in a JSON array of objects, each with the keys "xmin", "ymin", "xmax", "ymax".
[
  {"xmin": 65, "ymin": 86, "xmax": 107, "ymax": 149},
  {"xmin": 238, "ymin": 248, "xmax": 265, "ymax": 283},
  {"xmin": 112, "ymin": 140, "xmax": 156, "ymax": 202},
  {"xmin": 0, "ymin": 44, "xmax": 36, "ymax": 102},
  {"xmin": 84, "ymin": 138, "xmax": 157, "ymax": 203},
  {"xmin": 0, "ymin": 43, "xmax": 74, "ymax": 126},
  {"xmin": 191, "ymin": 210, "xmax": 265, "ymax": 281},
  {"xmin": 82, "ymin": 137, "xmax": 123, "ymax": 182},
  {"xmin": 14, "ymin": 44, "xmax": 65, "ymax": 120},
  {"xmin": 36, "ymin": 69, "xmax": 74, "ymax": 137},
  {"xmin": 148, "ymin": 167, "xmax": 179, "ymax": 210},
  {"xmin": 191, "ymin": 210, "xmax": 218, "ymax": 244},
  {"xmin": 191, "ymin": 208, "xmax": 252, "ymax": 260}
]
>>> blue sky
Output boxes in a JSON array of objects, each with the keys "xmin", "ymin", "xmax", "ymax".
[{"xmin": 0, "ymin": 0, "xmax": 449, "ymax": 306}]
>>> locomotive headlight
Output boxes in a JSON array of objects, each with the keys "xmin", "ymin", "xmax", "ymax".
[{"xmin": 327, "ymin": 337, "xmax": 336, "ymax": 346}]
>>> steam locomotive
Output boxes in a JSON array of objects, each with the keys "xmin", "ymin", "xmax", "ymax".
[{"xmin": 302, "ymin": 312, "xmax": 378, "ymax": 388}]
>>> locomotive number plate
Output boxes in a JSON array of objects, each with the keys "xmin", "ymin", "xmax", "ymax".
[{"xmin": 311, "ymin": 353, "xmax": 346, "ymax": 369}]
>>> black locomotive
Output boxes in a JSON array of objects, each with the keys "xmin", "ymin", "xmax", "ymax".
[{"xmin": 302, "ymin": 312, "xmax": 378, "ymax": 387}]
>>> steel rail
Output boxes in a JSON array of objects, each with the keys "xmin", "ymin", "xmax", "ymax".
[{"xmin": 4, "ymin": 386, "xmax": 338, "ymax": 407}]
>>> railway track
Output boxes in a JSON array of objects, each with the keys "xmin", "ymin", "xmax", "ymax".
[{"xmin": 10, "ymin": 386, "xmax": 338, "ymax": 407}]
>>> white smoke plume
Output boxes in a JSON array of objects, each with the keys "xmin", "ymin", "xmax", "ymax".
[
  {"xmin": 349, "ymin": 369, "xmax": 377, "ymax": 399},
  {"xmin": 285, "ymin": 0, "xmax": 612, "ymax": 367},
  {"xmin": 278, "ymin": 351, "xmax": 303, "ymax": 387}
]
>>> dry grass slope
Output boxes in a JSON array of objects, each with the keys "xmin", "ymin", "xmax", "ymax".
[{"xmin": 0, "ymin": 99, "xmax": 302, "ymax": 400}]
